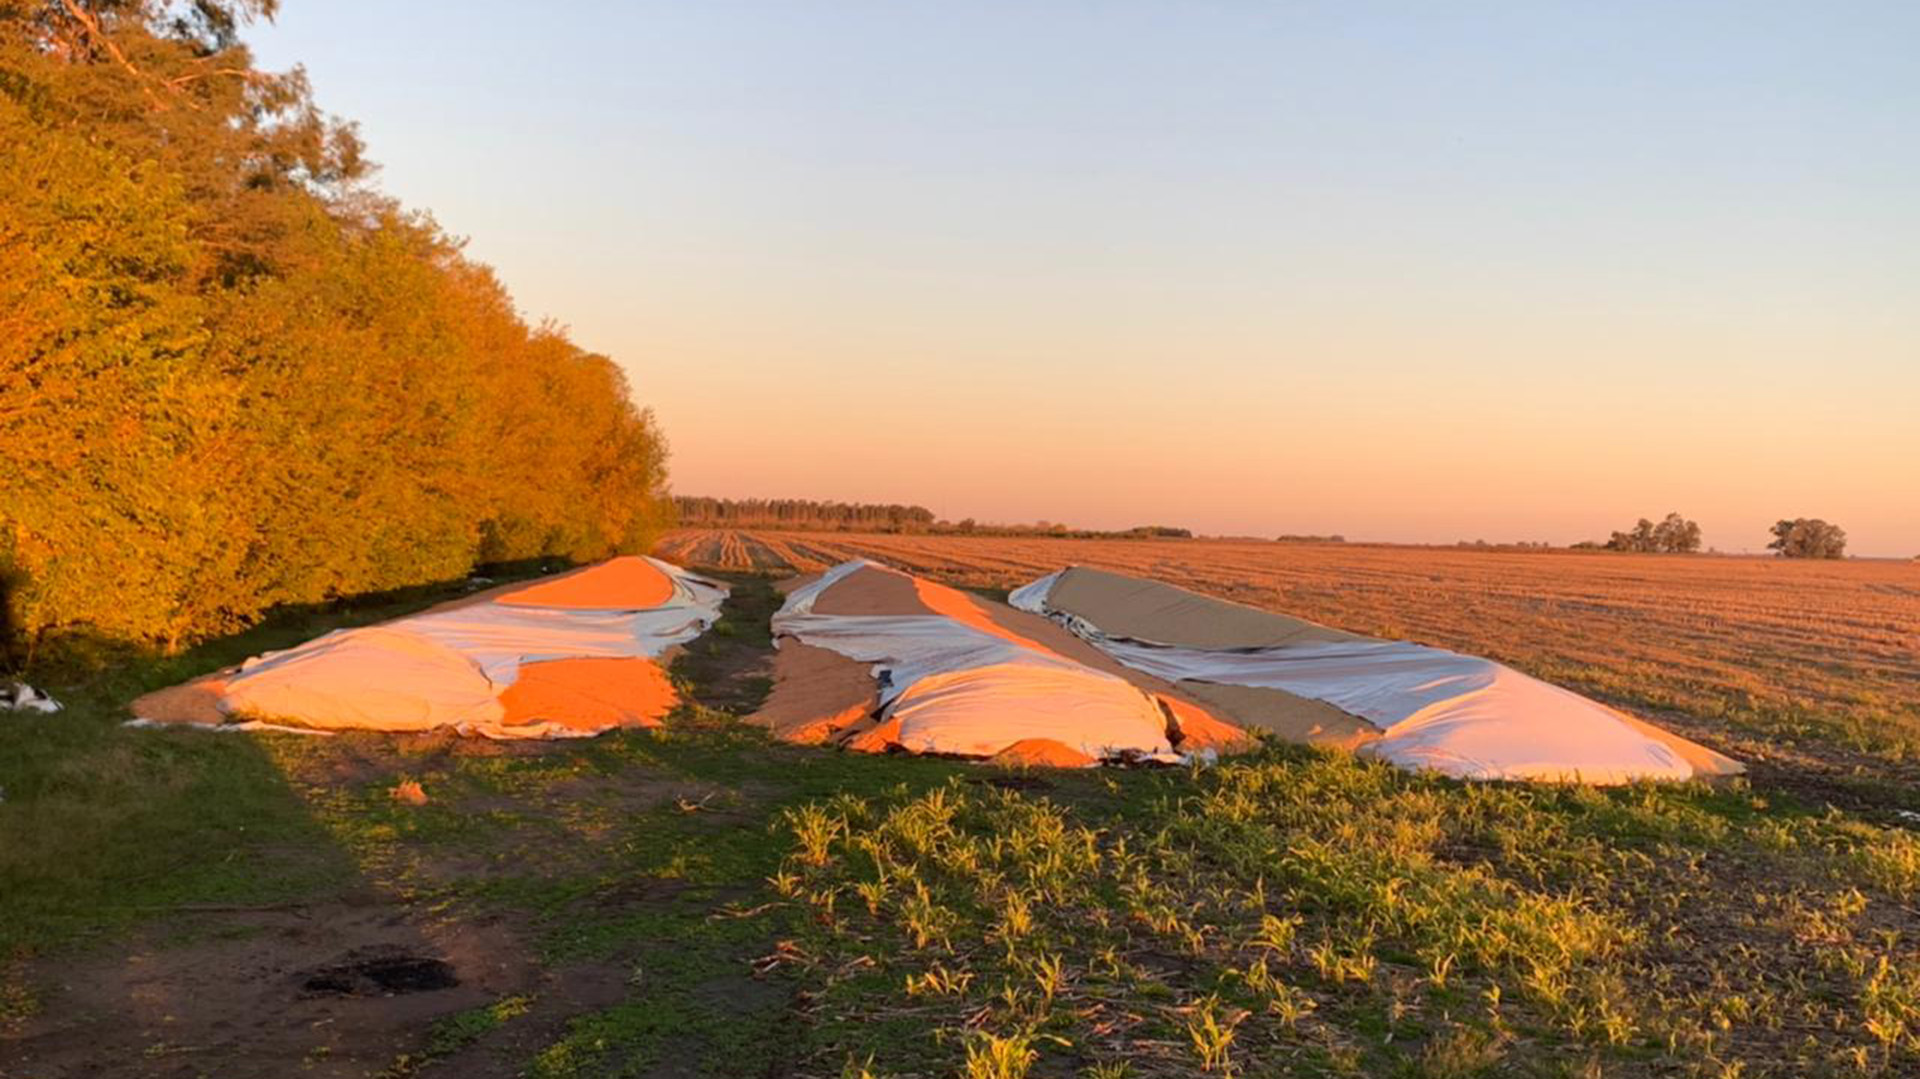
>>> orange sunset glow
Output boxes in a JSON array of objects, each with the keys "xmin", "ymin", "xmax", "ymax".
[
  {"xmin": 7, "ymin": 5, "xmax": 1920, "ymax": 1078},
  {"xmin": 240, "ymin": 3, "xmax": 1919, "ymax": 555}
]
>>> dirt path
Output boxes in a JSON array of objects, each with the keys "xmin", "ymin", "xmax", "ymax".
[{"xmin": 669, "ymin": 573, "xmax": 783, "ymax": 716}]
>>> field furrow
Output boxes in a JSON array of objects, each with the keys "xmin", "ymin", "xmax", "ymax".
[{"xmin": 664, "ymin": 529, "xmax": 1920, "ymax": 764}]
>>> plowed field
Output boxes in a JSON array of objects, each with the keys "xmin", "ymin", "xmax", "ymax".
[{"xmin": 661, "ymin": 529, "xmax": 1920, "ymax": 777}]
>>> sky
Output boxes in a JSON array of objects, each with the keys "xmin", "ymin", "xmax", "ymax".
[{"xmin": 250, "ymin": 2, "xmax": 1919, "ymax": 555}]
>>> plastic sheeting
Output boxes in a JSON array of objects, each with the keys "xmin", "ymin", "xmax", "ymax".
[
  {"xmin": 400, "ymin": 589, "xmax": 723, "ymax": 684},
  {"xmin": 889, "ymin": 663, "xmax": 1173, "ymax": 759},
  {"xmin": 771, "ymin": 561, "xmax": 1174, "ymax": 762},
  {"xmin": 1013, "ymin": 567, "xmax": 1741, "ymax": 784},
  {"xmin": 222, "ymin": 627, "xmax": 506, "ymax": 734},
  {"xmin": 1, "ymin": 682, "xmax": 62, "ymax": 714},
  {"xmin": 131, "ymin": 557, "xmax": 726, "ymax": 739}
]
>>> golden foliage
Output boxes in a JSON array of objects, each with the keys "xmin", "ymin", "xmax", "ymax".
[{"xmin": 0, "ymin": 3, "xmax": 672, "ymax": 652}]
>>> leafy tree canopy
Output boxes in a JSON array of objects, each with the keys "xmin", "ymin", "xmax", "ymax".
[
  {"xmin": 1, "ymin": 1, "xmax": 673, "ymax": 656},
  {"xmin": 1768, "ymin": 519, "xmax": 1847, "ymax": 560},
  {"xmin": 1605, "ymin": 513, "xmax": 1702, "ymax": 554}
]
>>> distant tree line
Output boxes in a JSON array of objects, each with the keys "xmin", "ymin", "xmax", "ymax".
[
  {"xmin": 675, "ymin": 498, "xmax": 938, "ymax": 533},
  {"xmin": 1, "ymin": 1, "xmax": 673, "ymax": 656},
  {"xmin": 944, "ymin": 520, "xmax": 1192, "ymax": 540},
  {"xmin": 676, "ymin": 500, "xmax": 1196, "ymax": 540},
  {"xmin": 1572, "ymin": 513, "xmax": 1849, "ymax": 559},
  {"xmin": 681, "ymin": 498, "xmax": 1863, "ymax": 560},
  {"xmin": 1606, "ymin": 513, "xmax": 1703, "ymax": 554}
]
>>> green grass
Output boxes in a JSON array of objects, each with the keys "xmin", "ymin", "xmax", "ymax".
[
  {"xmin": 771, "ymin": 757, "xmax": 1920, "ymax": 1076},
  {"xmin": 4, "ymin": 574, "xmax": 1920, "ymax": 1077}
]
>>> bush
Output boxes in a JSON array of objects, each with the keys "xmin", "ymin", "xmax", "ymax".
[{"xmin": 1767, "ymin": 519, "xmax": 1847, "ymax": 559}]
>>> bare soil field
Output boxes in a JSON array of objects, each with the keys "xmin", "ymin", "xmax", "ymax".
[{"xmin": 661, "ymin": 529, "xmax": 1920, "ymax": 797}]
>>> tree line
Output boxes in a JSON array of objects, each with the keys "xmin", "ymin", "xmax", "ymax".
[
  {"xmin": 683, "ymin": 497, "xmax": 1858, "ymax": 558},
  {"xmin": 674, "ymin": 497, "xmax": 937, "ymax": 532},
  {"xmin": 1575, "ymin": 513, "xmax": 1847, "ymax": 558},
  {"xmin": 946, "ymin": 520, "xmax": 1192, "ymax": 539},
  {"xmin": 675, "ymin": 499, "xmax": 1199, "ymax": 540},
  {"xmin": 1, "ymin": 1, "xmax": 673, "ymax": 657}
]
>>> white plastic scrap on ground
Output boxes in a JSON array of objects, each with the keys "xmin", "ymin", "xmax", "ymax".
[{"xmin": 2, "ymin": 681, "xmax": 63, "ymax": 714}]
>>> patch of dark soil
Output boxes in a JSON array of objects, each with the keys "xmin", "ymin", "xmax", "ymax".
[
  {"xmin": 588, "ymin": 876, "xmax": 692, "ymax": 911},
  {"xmin": 1619, "ymin": 701, "xmax": 1920, "ymax": 821},
  {"xmin": 421, "ymin": 960, "xmax": 635, "ymax": 1079},
  {"xmin": 673, "ymin": 575, "xmax": 782, "ymax": 715},
  {"xmin": 541, "ymin": 773, "xmax": 734, "ymax": 812},
  {"xmin": 1583, "ymin": 697, "xmax": 1920, "ymax": 820},
  {"xmin": 1740, "ymin": 755, "xmax": 1920, "ymax": 822},
  {"xmin": 300, "ymin": 947, "xmax": 459, "ymax": 996},
  {"xmin": 389, "ymin": 728, "xmax": 554, "ymax": 759},
  {"xmin": 276, "ymin": 730, "xmax": 557, "ymax": 791},
  {"xmin": 1130, "ymin": 947, "xmax": 1204, "ymax": 984},
  {"xmin": 2, "ymin": 898, "xmax": 536, "ymax": 1079}
]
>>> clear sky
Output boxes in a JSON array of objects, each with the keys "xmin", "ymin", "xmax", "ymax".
[{"xmin": 250, "ymin": 2, "xmax": 1918, "ymax": 555}]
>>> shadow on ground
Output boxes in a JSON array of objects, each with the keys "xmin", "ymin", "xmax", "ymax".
[{"xmin": 0, "ymin": 571, "xmax": 905, "ymax": 1078}]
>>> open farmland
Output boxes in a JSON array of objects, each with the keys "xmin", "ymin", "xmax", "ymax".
[
  {"xmin": 12, "ymin": 3, "xmax": 1918, "ymax": 1076},
  {"xmin": 660, "ymin": 529, "xmax": 1920, "ymax": 797},
  {"xmin": 8, "ymin": 540, "xmax": 1920, "ymax": 1078}
]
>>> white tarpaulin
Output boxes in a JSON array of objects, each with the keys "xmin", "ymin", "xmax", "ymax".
[
  {"xmin": 134, "ymin": 557, "xmax": 727, "ymax": 739},
  {"xmin": 393, "ymin": 570, "xmax": 726, "ymax": 683},
  {"xmin": 223, "ymin": 627, "xmax": 506, "ymax": 733},
  {"xmin": 1012, "ymin": 567, "xmax": 1739, "ymax": 784},
  {"xmin": 772, "ymin": 561, "xmax": 1173, "ymax": 762}
]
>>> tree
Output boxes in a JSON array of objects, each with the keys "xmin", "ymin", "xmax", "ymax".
[
  {"xmin": 1652, "ymin": 513, "xmax": 1702, "ymax": 553},
  {"xmin": 1, "ymin": 0, "xmax": 675, "ymax": 655},
  {"xmin": 1605, "ymin": 512, "xmax": 1701, "ymax": 553},
  {"xmin": 1607, "ymin": 520, "xmax": 1657, "ymax": 552},
  {"xmin": 1767, "ymin": 519, "xmax": 1847, "ymax": 560}
]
